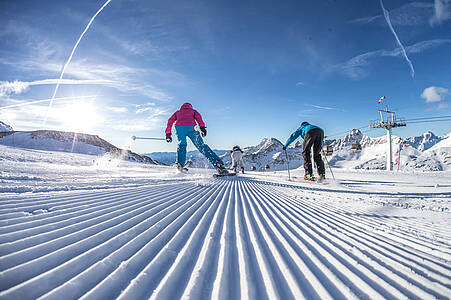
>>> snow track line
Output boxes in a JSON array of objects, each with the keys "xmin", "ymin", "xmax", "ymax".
[
  {"xmin": 0, "ymin": 184, "xmax": 190, "ymax": 238},
  {"xmin": 0, "ymin": 176, "xmax": 449, "ymax": 299},
  {"xmin": 79, "ymin": 180, "xmax": 229, "ymax": 300},
  {"xmin": 38, "ymin": 183, "xmax": 220, "ymax": 300},
  {"xmin": 0, "ymin": 184, "xmax": 197, "ymax": 263},
  {"xmin": 251, "ymin": 181, "xmax": 423, "ymax": 298},
  {"xmin": 0, "ymin": 181, "xmax": 184, "ymax": 218},
  {"xmin": 253, "ymin": 180, "xmax": 451, "ymax": 298},
  {"xmin": 0, "ymin": 182, "xmax": 219, "ymax": 299}
]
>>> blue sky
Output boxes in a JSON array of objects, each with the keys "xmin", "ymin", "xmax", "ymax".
[{"xmin": 1, "ymin": 0, "xmax": 450, "ymax": 153}]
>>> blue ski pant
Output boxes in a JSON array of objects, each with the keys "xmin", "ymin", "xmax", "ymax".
[{"xmin": 175, "ymin": 125, "xmax": 224, "ymax": 167}]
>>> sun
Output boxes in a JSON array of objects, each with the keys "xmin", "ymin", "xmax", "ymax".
[{"xmin": 54, "ymin": 102, "xmax": 103, "ymax": 133}]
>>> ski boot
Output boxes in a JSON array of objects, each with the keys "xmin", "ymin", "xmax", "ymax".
[
  {"xmin": 317, "ymin": 174, "xmax": 325, "ymax": 182},
  {"xmin": 304, "ymin": 173, "xmax": 315, "ymax": 181},
  {"xmin": 241, "ymin": 168, "xmax": 244, "ymax": 174},
  {"xmin": 215, "ymin": 162, "xmax": 229, "ymax": 175},
  {"xmin": 176, "ymin": 163, "xmax": 188, "ymax": 173}
]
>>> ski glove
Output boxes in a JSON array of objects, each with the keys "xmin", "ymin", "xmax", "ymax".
[
  {"xmin": 282, "ymin": 146, "xmax": 286, "ymax": 150},
  {"xmin": 166, "ymin": 133, "xmax": 172, "ymax": 143},
  {"xmin": 200, "ymin": 126, "xmax": 207, "ymax": 137}
]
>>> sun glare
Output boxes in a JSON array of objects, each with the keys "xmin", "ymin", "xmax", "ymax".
[{"xmin": 54, "ymin": 102, "xmax": 102, "ymax": 133}]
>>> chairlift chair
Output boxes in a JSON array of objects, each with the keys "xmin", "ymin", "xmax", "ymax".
[
  {"xmin": 351, "ymin": 143, "xmax": 362, "ymax": 153},
  {"xmin": 322, "ymin": 145, "xmax": 333, "ymax": 156}
]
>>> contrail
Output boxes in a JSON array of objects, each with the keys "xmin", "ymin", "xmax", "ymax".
[
  {"xmin": 1, "ymin": 95, "xmax": 98, "ymax": 110},
  {"xmin": 45, "ymin": 0, "xmax": 113, "ymax": 124},
  {"xmin": 380, "ymin": 0, "xmax": 415, "ymax": 78}
]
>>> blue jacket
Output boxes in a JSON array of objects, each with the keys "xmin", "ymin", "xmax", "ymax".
[{"xmin": 284, "ymin": 123, "xmax": 323, "ymax": 148}]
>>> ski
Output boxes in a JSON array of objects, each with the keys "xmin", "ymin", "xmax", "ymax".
[
  {"xmin": 292, "ymin": 176, "xmax": 328, "ymax": 184},
  {"xmin": 213, "ymin": 172, "xmax": 237, "ymax": 177}
]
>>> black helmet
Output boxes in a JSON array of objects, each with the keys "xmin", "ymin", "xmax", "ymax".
[{"xmin": 301, "ymin": 121, "xmax": 309, "ymax": 126}]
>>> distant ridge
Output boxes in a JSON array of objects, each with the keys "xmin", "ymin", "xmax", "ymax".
[{"xmin": 0, "ymin": 121, "xmax": 157, "ymax": 164}]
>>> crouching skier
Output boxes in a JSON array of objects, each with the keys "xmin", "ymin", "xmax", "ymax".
[
  {"xmin": 282, "ymin": 121, "xmax": 326, "ymax": 182},
  {"xmin": 231, "ymin": 145, "xmax": 245, "ymax": 174},
  {"xmin": 165, "ymin": 102, "xmax": 229, "ymax": 175}
]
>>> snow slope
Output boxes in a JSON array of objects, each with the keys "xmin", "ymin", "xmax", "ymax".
[
  {"xmin": 0, "ymin": 129, "xmax": 157, "ymax": 164},
  {"xmin": 0, "ymin": 121, "xmax": 13, "ymax": 132},
  {"xmin": 0, "ymin": 144, "xmax": 450, "ymax": 299},
  {"xmin": 329, "ymin": 130, "xmax": 451, "ymax": 171}
]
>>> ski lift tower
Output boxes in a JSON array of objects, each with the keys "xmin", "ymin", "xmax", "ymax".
[{"xmin": 370, "ymin": 109, "xmax": 406, "ymax": 171}]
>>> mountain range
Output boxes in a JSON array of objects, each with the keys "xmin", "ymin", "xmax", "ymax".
[
  {"xmin": 1, "ymin": 120, "xmax": 449, "ymax": 171},
  {"xmin": 150, "ymin": 129, "xmax": 451, "ymax": 172}
]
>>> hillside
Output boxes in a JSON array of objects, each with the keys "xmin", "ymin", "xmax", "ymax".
[
  {"xmin": 0, "ymin": 122, "xmax": 156, "ymax": 164},
  {"xmin": 0, "ymin": 121, "xmax": 13, "ymax": 132}
]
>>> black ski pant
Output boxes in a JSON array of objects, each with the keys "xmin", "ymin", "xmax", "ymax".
[{"xmin": 302, "ymin": 128, "xmax": 325, "ymax": 176}]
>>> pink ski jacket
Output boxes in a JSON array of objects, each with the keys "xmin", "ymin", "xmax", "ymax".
[{"xmin": 165, "ymin": 103, "xmax": 206, "ymax": 134}]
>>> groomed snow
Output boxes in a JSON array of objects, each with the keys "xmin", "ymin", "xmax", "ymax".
[{"xmin": 0, "ymin": 144, "xmax": 450, "ymax": 299}]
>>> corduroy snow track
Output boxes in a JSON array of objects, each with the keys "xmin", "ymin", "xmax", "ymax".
[{"xmin": 0, "ymin": 176, "xmax": 450, "ymax": 300}]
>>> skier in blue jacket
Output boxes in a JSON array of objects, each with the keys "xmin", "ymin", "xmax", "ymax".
[{"xmin": 282, "ymin": 121, "xmax": 326, "ymax": 181}]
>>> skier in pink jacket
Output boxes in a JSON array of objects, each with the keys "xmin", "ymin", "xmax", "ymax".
[{"xmin": 165, "ymin": 103, "xmax": 227, "ymax": 174}]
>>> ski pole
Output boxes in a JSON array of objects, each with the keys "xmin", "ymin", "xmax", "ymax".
[
  {"xmin": 321, "ymin": 149, "xmax": 335, "ymax": 181},
  {"xmin": 284, "ymin": 149, "xmax": 291, "ymax": 181},
  {"xmin": 131, "ymin": 136, "xmax": 166, "ymax": 141}
]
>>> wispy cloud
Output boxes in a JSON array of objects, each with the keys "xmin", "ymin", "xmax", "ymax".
[
  {"xmin": 136, "ymin": 102, "xmax": 156, "ymax": 114},
  {"xmin": 430, "ymin": 0, "xmax": 451, "ymax": 25},
  {"xmin": 333, "ymin": 39, "xmax": 451, "ymax": 80},
  {"xmin": 380, "ymin": 0, "xmax": 415, "ymax": 78},
  {"xmin": 49, "ymin": 0, "xmax": 113, "ymax": 111},
  {"xmin": 305, "ymin": 104, "xmax": 337, "ymax": 111},
  {"xmin": 105, "ymin": 106, "xmax": 128, "ymax": 113},
  {"xmin": 0, "ymin": 79, "xmax": 114, "ymax": 97},
  {"xmin": 0, "ymin": 95, "xmax": 99, "ymax": 110},
  {"xmin": 0, "ymin": 21, "xmax": 178, "ymax": 102},
  {"xmin": 351, "ymin": 2, "xmax": 434, "ymax": 26}
]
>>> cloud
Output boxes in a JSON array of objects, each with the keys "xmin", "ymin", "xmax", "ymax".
[
  {"xmin": 305, "ymin": 104, "xmax": 337, "ymax": 111},
  {"xmin": 380, "ymin": 0, "xmax": 415, "ymax": 78},
  {"xmin": 333, "ymin": 39, "xmax": 451, "ymax": 80},
  {"xmin": 0, "ymin": 95, "xmax": 99, "ymax": 110},
  {"xmin": 0, "ymin": 22, "xmax": 177, "ymax": 102},
  {"xmin": 0, "ymin": 79, "xmax": 114, "ymax": 97},
  {"xmin": 437, "ymin": 102, "xmax": 449, "ymax": 109},
  {"xmin": 0, "ymin": 81, "xmax": 29, "ymax": 96},
  {"xmin": 430, "ymin": 0, "xmax": 451, "ymax": 25},
  {"xmin": 421, "ymin": 86, "xmax": 449, "ymax": 103},
  {"xmin": 135, "ymin": 102, "xmax": 156, "ymax": 114},
  {"xmin": 296, "ymin": 82, "xmax": 305, "ymax": 86},
  {"xmin": 105, "ymin": 106, "xmax": 128, "ymax": 113},
  {"xmin": 351, "ymin": 2, "xmax": 434, "ymax": 26}
]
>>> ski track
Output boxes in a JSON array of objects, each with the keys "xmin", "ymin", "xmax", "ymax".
[{"xmin": 0, "ymin": 177, "xmax": 450, "ymax": 299}]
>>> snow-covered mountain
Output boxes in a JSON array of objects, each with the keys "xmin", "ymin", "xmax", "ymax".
[
  {"xmin": 329, "ymin": 130, "xmax": 450, "ymax": 171},
  {"xmin": 0, "ymin": 121, "xmax": 13, "ymax": 132},
  {"xmin": 153, "ymin": 130, "xmax": 450, "ymax": 172},
  {"xmin": 0, "ymin": 121, "xmax": 156, "ymax": 164}
]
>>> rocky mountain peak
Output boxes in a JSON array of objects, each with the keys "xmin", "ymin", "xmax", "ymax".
[{"xmin": 0, "ymin": 121, "xmax": 13, "ymax": 132}]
